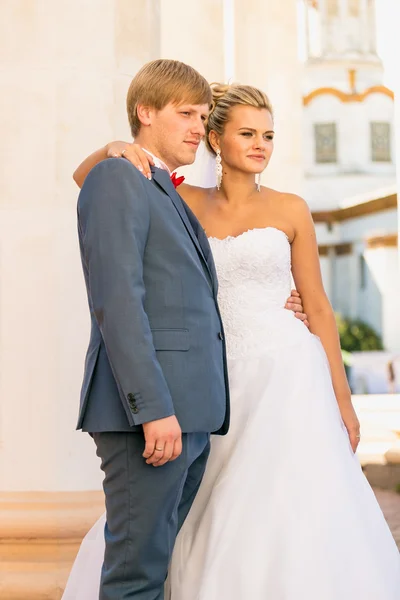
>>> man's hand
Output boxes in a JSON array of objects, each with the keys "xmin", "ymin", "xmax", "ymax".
[
  {"xmin": 285, "ymin": 289, "xmax": 309, "ymax": 328},
  {"xmin": 142, "ymin": 415, "xmax": 182, "ymax": 467}
]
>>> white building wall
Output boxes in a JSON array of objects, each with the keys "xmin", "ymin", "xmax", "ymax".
[
  {"xmin": 364, "ymin": 246, "xmax": 400, "ymax": 351},
  {"xmin": 315, "ymin": 208, "xmax": 398, "ymax": 348},
  {"xmin": 357, "ymin": 250, "xmax": 383, "ymax": 336},
  {"xmin": 331, "ymin": 254, "xmax": 353, "ymax": 315},
  {"xmin": 303, "ymin": 93, "xmax": 396, "ymax": 210}
]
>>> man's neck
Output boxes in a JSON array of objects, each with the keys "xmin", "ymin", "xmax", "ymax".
[{"xmin": 134, "ymin": 137, "xmax": 174, "ymax": 173}]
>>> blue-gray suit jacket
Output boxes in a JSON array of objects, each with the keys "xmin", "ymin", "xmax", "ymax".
[{"xmin": 77, "ymin": 159, "xmax": 230, "ymax": 435}]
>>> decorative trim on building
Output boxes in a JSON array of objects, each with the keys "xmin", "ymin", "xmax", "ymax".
[
  {"xmin": 318, "ymin": 243, "xmax": 353, "ymax": 256},
  {"xmin": 348, "ymin": 68, "xmax": 357, "ymax": 94},
  {"xmin": 335, "ymin": 242, "xmax": 353, "ymax": 255},
  {"xmin": 303, "ymin": 85, "xmax": 394, "ymax": 106},
  {"xmin": 366, "ymin": 234, "xmax": 398, "ymax": 249},
  {"xmin": 312, "ymin": 193, "xmax": 397, "ymax": 224}
]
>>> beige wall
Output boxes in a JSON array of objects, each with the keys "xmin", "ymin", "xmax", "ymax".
[
  {"xmin": 0, "ymin": 1, "xmax": 160, "ymax": 491},
  {"xmin": 160, "ymin": 0, "xmax": 225, "ymax": 82},
  {"xmin": 234, "ymin": 0, "xmax": 303, "ymax": 193}
]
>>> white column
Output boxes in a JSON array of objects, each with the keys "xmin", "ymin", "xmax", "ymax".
[
  {"xmin": 348, "ymin": 250, "xmax": 359, "ymax": 319},
  {"xmin": 338, "ymin": 0, "xmax": 349, "ymax": 54},
  {"xmin": 160, "ymin": 0, "xmax": 225, "ymax": 186},
  {"xmin": 223, "ymin": 0, "xmax": 236, "ymax": 81},
  {"xmin": 328, "ymin": 246, "xmax": 337, "ymax": 308},
  {"xmin": 357, "ymin": 0, "xmax": 370, "ymax": 55},
  {"xmin": 234, "ymin": 0, "xmax": 303, "ymax": 193},
  {"xmin": 367, "ymin": 0, "xmax": 378, "ymax": 54},
  {"xmin": 394, "ymin": 0, "xmax": 400, "ymax": 278},
  {"xmin": 0, "ymin": 0, "xmax": 160, "ymax": 492},
  {"xmin": 319, "ymin": 0, "xmax": 334, "ymax": 55}
]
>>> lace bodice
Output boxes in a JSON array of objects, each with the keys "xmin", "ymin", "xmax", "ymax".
[{"xmin": 209, "ymin": 227, "xmax": 309, "ymax": 359}]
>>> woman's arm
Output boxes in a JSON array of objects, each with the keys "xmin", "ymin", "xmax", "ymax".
[
  {"xmin": 288, "ymin": 194, "xmax": 360, "ymax": 452},
  {"xmin": 73, "ymin": 142, "xmax": 155, "ymax": 188}
]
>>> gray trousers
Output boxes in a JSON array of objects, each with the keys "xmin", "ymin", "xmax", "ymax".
[{"xmin": 93, "ymin": 431, "xmax": 210, "ymax": 600}]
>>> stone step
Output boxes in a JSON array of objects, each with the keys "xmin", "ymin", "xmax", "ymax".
[
  {"xmin": 0, "ymin": 564, "xmax": 70, "ymax": 600},
  {"xmin": 0, "ymin": 492, "xmax": 104, "ymax": 600},
  {"xmin": 354, "ymin": 394, "xmax": 400, "ymax": 467}
]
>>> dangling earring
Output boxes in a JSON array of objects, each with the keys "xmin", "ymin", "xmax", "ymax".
[
  {"xmin": 216, "ymin": 149, "xmax": 223, "ymax": 190},
  {"xmin": 256, "ymin": 173, "xmax": 261, "ymax": 192}
]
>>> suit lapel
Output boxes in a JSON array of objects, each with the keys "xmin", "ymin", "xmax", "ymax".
[
  {"xmin": 151, "ymin": 168, "xmax": 217, "ymax": 292},
  {"xmin": 181, "ymin": 201, "xmax": 218, "ymax": 294}
]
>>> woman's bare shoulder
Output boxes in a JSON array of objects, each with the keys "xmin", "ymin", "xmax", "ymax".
[
  {"xmin": 178, "ymin": 183, "xmax": 211, "ymax": 211},
  {"xmin": 262, "ymin": 187, "xmax": 309, "ymax": 213},
  {"xmin": 258, "ymin": 188, "xmax": 310, "ymax": 242}
]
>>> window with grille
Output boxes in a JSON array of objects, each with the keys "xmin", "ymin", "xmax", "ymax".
[
  {"xmin": 315, "ymin": 123, "xmax": 337, "ymax": 164},
  {"xmin": 370, "ymin": 122, "xmax": 391, "ymax": 162}
]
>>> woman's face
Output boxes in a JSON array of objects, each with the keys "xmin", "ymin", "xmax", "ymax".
[{"xmin": 216, "ymin": 104, "xmax": 274, "ymax": 174}]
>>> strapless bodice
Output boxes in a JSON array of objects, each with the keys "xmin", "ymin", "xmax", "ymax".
[{"xmin": 209, "ymin": 227, "xmax": 309, "ymax": 359}]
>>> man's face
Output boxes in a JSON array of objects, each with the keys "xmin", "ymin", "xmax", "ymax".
[{"xmin": 145, "ymin": 102, "xmax": 209, "ymax": 171}]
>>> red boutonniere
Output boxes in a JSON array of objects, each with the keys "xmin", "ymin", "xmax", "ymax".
[{"xmin": 170, "ymin": 172, "xmax": 185, "ymax": 189}]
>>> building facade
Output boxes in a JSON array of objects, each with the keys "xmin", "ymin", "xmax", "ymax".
[{"xmin": 301, "ymin": 0, "xmax": 399, "ymax": 351}]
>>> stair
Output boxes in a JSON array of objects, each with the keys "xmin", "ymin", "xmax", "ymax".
[{"xmin": 0, "ymin": 491, "xmax": 104, "ymax": 600}]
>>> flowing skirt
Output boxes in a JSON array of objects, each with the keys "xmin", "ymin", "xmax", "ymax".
[{"xmin": 63, "ymin": 334, "xmax": 400, "ymax": 599}]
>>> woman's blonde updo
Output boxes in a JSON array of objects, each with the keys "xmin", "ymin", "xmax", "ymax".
[{"xmin": 205, "ymin": 83, "xmax": 273, "ymax": 155}]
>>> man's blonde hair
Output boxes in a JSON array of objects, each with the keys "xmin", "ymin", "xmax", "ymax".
[{"xmin": 127, "ymin": 59, "xmax": 212, "ymax": 137}]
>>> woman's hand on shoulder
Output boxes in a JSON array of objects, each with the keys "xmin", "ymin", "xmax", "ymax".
[{"xmin": 106, "ymin": 142, "xmax": 154, "ymax": 180}]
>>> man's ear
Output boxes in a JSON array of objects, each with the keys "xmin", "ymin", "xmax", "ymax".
[{"xmin": 137, "ymin": 105, "xmax": 152, "ymax": 127}]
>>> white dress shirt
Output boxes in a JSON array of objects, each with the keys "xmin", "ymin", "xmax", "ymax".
[{"xmin": 142, "ymin": 148, "xmax": 171, "ymax": 174}]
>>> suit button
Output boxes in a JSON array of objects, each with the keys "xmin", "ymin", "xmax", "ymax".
[
  {"xmin": 218, "ymin": 332, "xmax": 224, "ymax": 341},
  {"xmin": 127, "ymin": 393, "xmax": 139, "ymax": 413}
]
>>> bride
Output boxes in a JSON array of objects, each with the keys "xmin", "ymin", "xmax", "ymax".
[{"xmin": 64, "ymin": 83, "xmax": 400, "ymax": 599}]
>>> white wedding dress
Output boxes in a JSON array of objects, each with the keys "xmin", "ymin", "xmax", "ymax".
[{"xmin": 63, "ymin": 227, "xmax": 400, "ymax": 600}]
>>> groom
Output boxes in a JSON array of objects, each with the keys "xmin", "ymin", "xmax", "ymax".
[
  {"xmin": 77, "ymin": 59, "xmax": 229, "ymax": 599},
  {"xmin": 77, "ymin": 59, "xmax": 305, "ymax": 599}
]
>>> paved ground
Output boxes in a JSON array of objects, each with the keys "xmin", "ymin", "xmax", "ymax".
[{"xmin": 374, "ymin": 487, "xmax": 400, "ymax": 550}]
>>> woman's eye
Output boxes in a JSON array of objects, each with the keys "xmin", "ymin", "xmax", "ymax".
[
  {"xmin": 181, "ymin": 112, "xmax": 190, "ymax": 116},
  {"xmin": 241, "ymin": 132, "xmax": 252, "ymax": 137}
]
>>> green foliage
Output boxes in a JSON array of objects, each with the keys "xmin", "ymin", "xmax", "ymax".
[{"xmin": 335, "ymin": 314, "xmax": 384, "ymax": 353}]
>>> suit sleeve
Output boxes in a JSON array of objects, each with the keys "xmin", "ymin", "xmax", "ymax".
[{"xmin": 78, "ymin": 158, "xmax": 175, "ymax": 426}]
